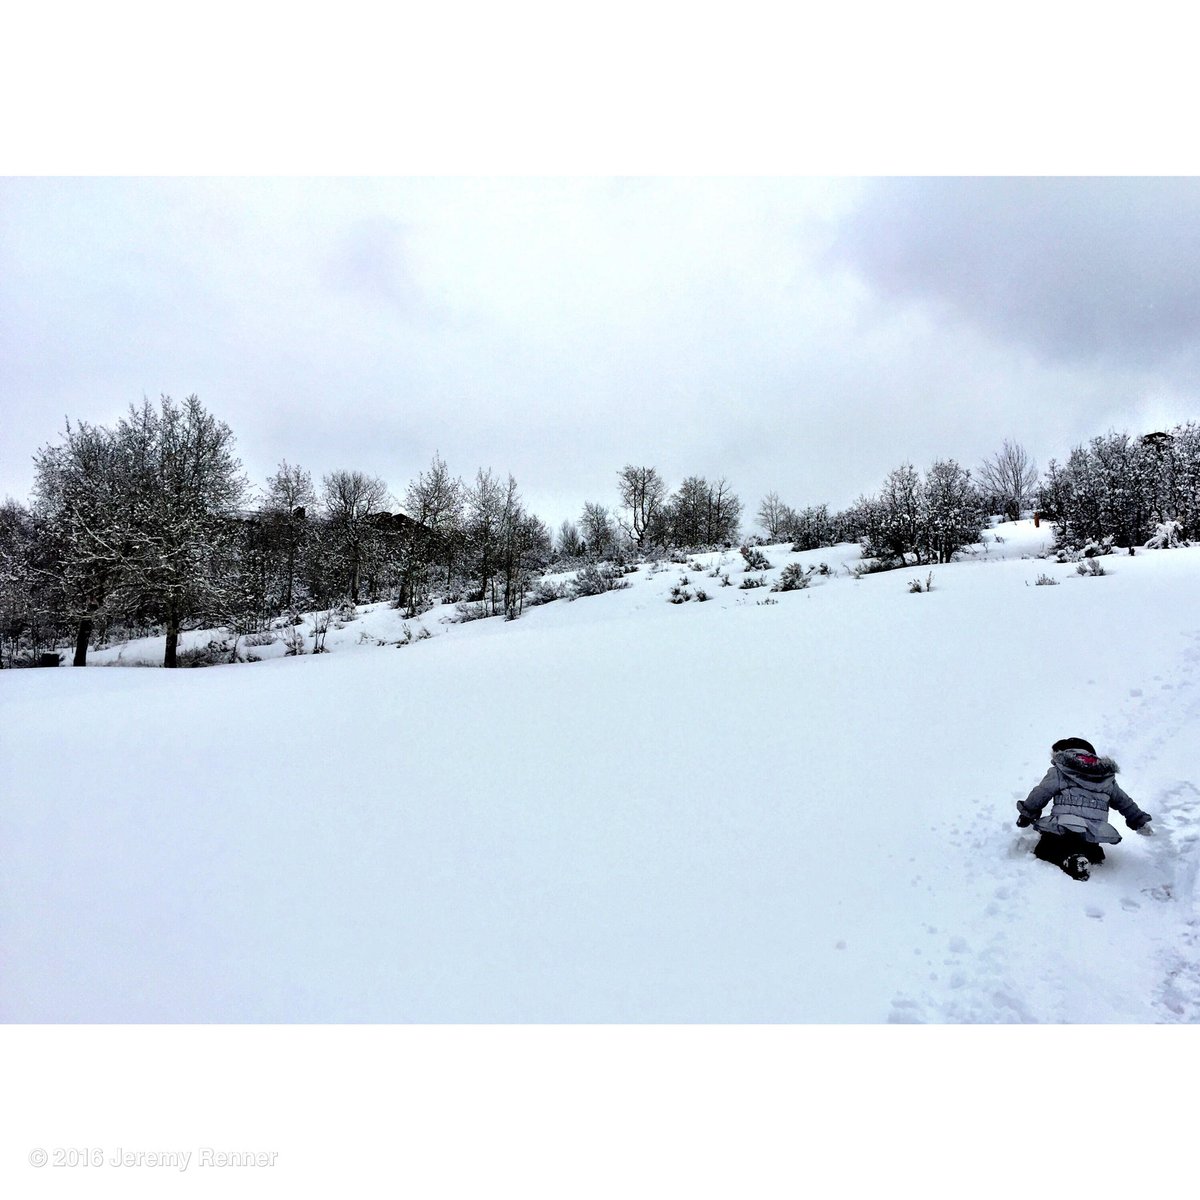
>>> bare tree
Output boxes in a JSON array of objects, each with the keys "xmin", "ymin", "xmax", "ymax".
[
  {"xmin": 465, "ymin": 467, "xmax": 505, "ymax": 610},
  {"xmin": 321, "ymin": 469, "xmax": 388, "ymax": 606},
  {"xmin": 978, "ymin": 439, "xmax": 1039, "ymax": 521},
  {"xmin": 263, "ymin": 460, "xmax": 315, "ymax": 611},
  {"xmin": 557, "ymin": 519, "xmax": 583, "ymax": 558},
  {"xmin": 579, "ymin": 502, "xmax": 615, "ymax": 559},
  {"xmin": 707, "ymin": 477, "xmax": 742, "ymax": 545},
  {"xmin": 616, "ymin": 465, "xmax": 667, "ymax": 548},
  {"xmin": 757, "ymin": 490, "xmax": 790, "ymax": 540},
  {"xmin": 402, "ymin": 453, "xmax": 463, "ymax": 608}
]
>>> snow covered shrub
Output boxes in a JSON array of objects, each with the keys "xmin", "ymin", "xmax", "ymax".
[
  {"xmin": 719, "ymin": 573, "xmax": 733, "ymax": 587},
  {"xmin": 739, "ymin": 575, "xmax": 767, "ymax": 590},
  {"xmin": 907, "ymin": 572, "xmax": 934, "ymax": 593},
  {"xmin": 695, "ymin": 588, "xmax": 710, "ymax": 601},
  {"xmin": 1034, "ymin": 573, "xmax": 1059, "ymax": 586},
  {"xmin": 571, "ymin": 563, "xmax": 631, "ymax": 598},
  {"xmin": 526, "ymin": 579, "xmax": 570, "ymax": 607},
  {"xmin": 244, "ymin": 631, "xmax": 276, "ymax": 647},
  {"xmin": 310, "ymin": 610, "xmax": 332, "ymax": 653},
  {"xmin": 851, "ymin": 558, "xmax": 893, "ymax": 577},
  {"xmin": 668, "ymin": 583, "xmax": 691, "ymax": 604},
  {"xmin": 453, "ymin": 601, "xmax": 488, "ymax": 623},
  {"xmin": 772, "ymin": 563, "xmax": 814, "ymax": 592},
  {"xmin": 282, "ymin": 627, "xmax": 306, "ymax": 656},
  {"xmin": 740, "ymin": 545, "xmax": 772, "ymax": 571},
  {"xmin": 1076, "ymin": 558, "xmax": 1107, "ymax": 577},
  {"xmin": 1146, "ymin": 518, "xmax": 1186, "ymax": 549},
  {"xmin": 416, "ymin": 626, "xmax": 432, "ymax": 640},
  {"xmin": 176, "ymin": 638, "xmax": 235, "ymax": 668}
]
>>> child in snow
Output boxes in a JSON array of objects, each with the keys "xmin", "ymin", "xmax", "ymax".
[{"xmin": 1016, "ymin": 737, "xmax": 1153, "ymax": 881}]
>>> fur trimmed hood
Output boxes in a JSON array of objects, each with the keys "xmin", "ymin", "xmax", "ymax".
[{"xmin": 1052, "ymin": 748, "xmax": 1119, "ymax": 781}]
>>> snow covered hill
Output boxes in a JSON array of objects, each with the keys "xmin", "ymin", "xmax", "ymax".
[{"xmin": 4, "ymin": 520, "xmax": 1200, "ymax": 1022}]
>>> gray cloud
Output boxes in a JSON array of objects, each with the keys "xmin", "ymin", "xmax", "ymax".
[
  {"xmin": 828, "ymin": 177, "xmax": 1200, "ymax": 371},
  {"xmin": 3, "ymin": 178, "xmax": 1198, "ymax": 534}
]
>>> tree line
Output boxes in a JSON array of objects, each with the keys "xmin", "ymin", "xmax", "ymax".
[
  {"xmin": 3, "ymin": 398, "xmax": 1198, "ymax": 668},
  {"xmin": 0, "ymin": 398, "xmax": 747, "ymax": 667}
]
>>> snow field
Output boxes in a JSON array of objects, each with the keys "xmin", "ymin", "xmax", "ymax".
[{"xmin": 4, "ymin": 521, "xmax": 1200, "ymax": 1021}]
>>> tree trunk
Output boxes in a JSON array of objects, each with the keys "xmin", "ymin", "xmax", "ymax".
[
  {"xmin": 164, "ymin": 617, "xmax": 180, "ymax": 668},
  {"xmin": 73, "ymin": 616, "xmax": 93, "ymax": 666}
]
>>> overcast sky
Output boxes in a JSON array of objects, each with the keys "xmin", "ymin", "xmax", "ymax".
[{"xmin": 3, "ymin": 175, "xmax": 1199, "ymax": 533}]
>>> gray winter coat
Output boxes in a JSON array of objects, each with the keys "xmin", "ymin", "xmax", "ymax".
[{"xmin": 1018, "ymin": 749, "xmax": 1150, "ymax": 843}]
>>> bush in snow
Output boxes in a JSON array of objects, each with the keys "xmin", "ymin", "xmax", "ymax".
[
  {"xmin": 907, "ymin": 572, "xmax": 934, "ymax": 593},
  {"xmin": 772, "ymin": 562, "xmax": 814, "ymax": 592},
  {"xmin": 1034, "ymin": 573, "xmax": 1059, "ymax": 586},
  {"xmin": 668, "ymin": 582, "xmax": 691, "ymax": 604},
  {"xmin": 1145, "ymin": 518, "xmax": 1186, "ymax": 549},
  {"xmin": 739, "ymin": 575, "xmax": 767, "ymax": 590},
  {"xmin": 525, "ymin": 579, "xmax": 571, "ymax": 607},
  {"xmin": 851, "ymin": 558, "xmax": 893, "ymax": 577},
  {"xmin": 282, "ymin": 627, "xmax": 306, "ymax": 655},
  {"xmin": 740, "ymin": 545, "xmax": 772, "ymax": 571},
  {"xmin": 176, "ymin": 637, "xmax": 236, "ymax": 668},
  {"xmin": 1076, "ymin": 558, "xmax": 1107, "ymax": 577},
  {"xmin": 572, "ymin": 563, "xmax": 632, "ymax": 598}
]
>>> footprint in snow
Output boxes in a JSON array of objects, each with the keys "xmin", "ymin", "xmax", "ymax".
[
  {"xmin": 1120, "ymin": 897, "xmax": 1141, "ymax": 911},
  {"xmin": 1086, "ymin": 906, "xmax": 1104, "ymax": 920}
]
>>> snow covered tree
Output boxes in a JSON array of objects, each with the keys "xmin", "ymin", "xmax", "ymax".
[
  {"xmin": 0, "ymin": 499, "xmax": 48, "ymax": 666},
  {"xmin": 261, "ymin": 460, "xmax": 316, "ymax": 611},
  {"xmin": 789, "ymin": 504, "xmax": 836, "ymax": 551},
  {"xmin": 579, "ymin": 501, "xmax": 617, "ymax": 560},
  {"xmin": 320, "ymin": 469, "xmax": 389, "ymax": 606},
  {"xmin": 556, "ymin": 519, "xmax": 583, "ymax": 558},
  {"xmin": 400, "ymin": 453, "xmax": 463, "ymax": 610},
  {"xmin": 1043, "ymin": 432, "xmax": 1158, "ymax": 550},
  {"xmin": 464, "ymin": 467, "xmax": 505, "ymax": 610},
  {"xmin": 920, "ymin": 459, "xmax": 987, "ymax": 564},
  {"xmin": 497, "ymin": 476, "xmax": 550, "ymax": 618},
  {"xmin": 854, "ymin": 463, "xmax": 925, "ymax": 564},
  {"xmin": 1168, "ymin": 423, "xmax": 1200, "ymax": 539},
  {"xmin": 31, "ymin": 418, "xmax": 134, "ymax": 665},
  {"xmin": 114, "ymin": 395, "xmax": 247, "ymax": 667}
]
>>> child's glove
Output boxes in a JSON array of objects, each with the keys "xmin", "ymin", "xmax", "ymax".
[
  {"xmin": 1134, "ymin": 822, "xmax": 1154, "ymax": 837},
  {"xmin": 1016, "ymin": 814, "xmax": 1033, "ymax": 828}
]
